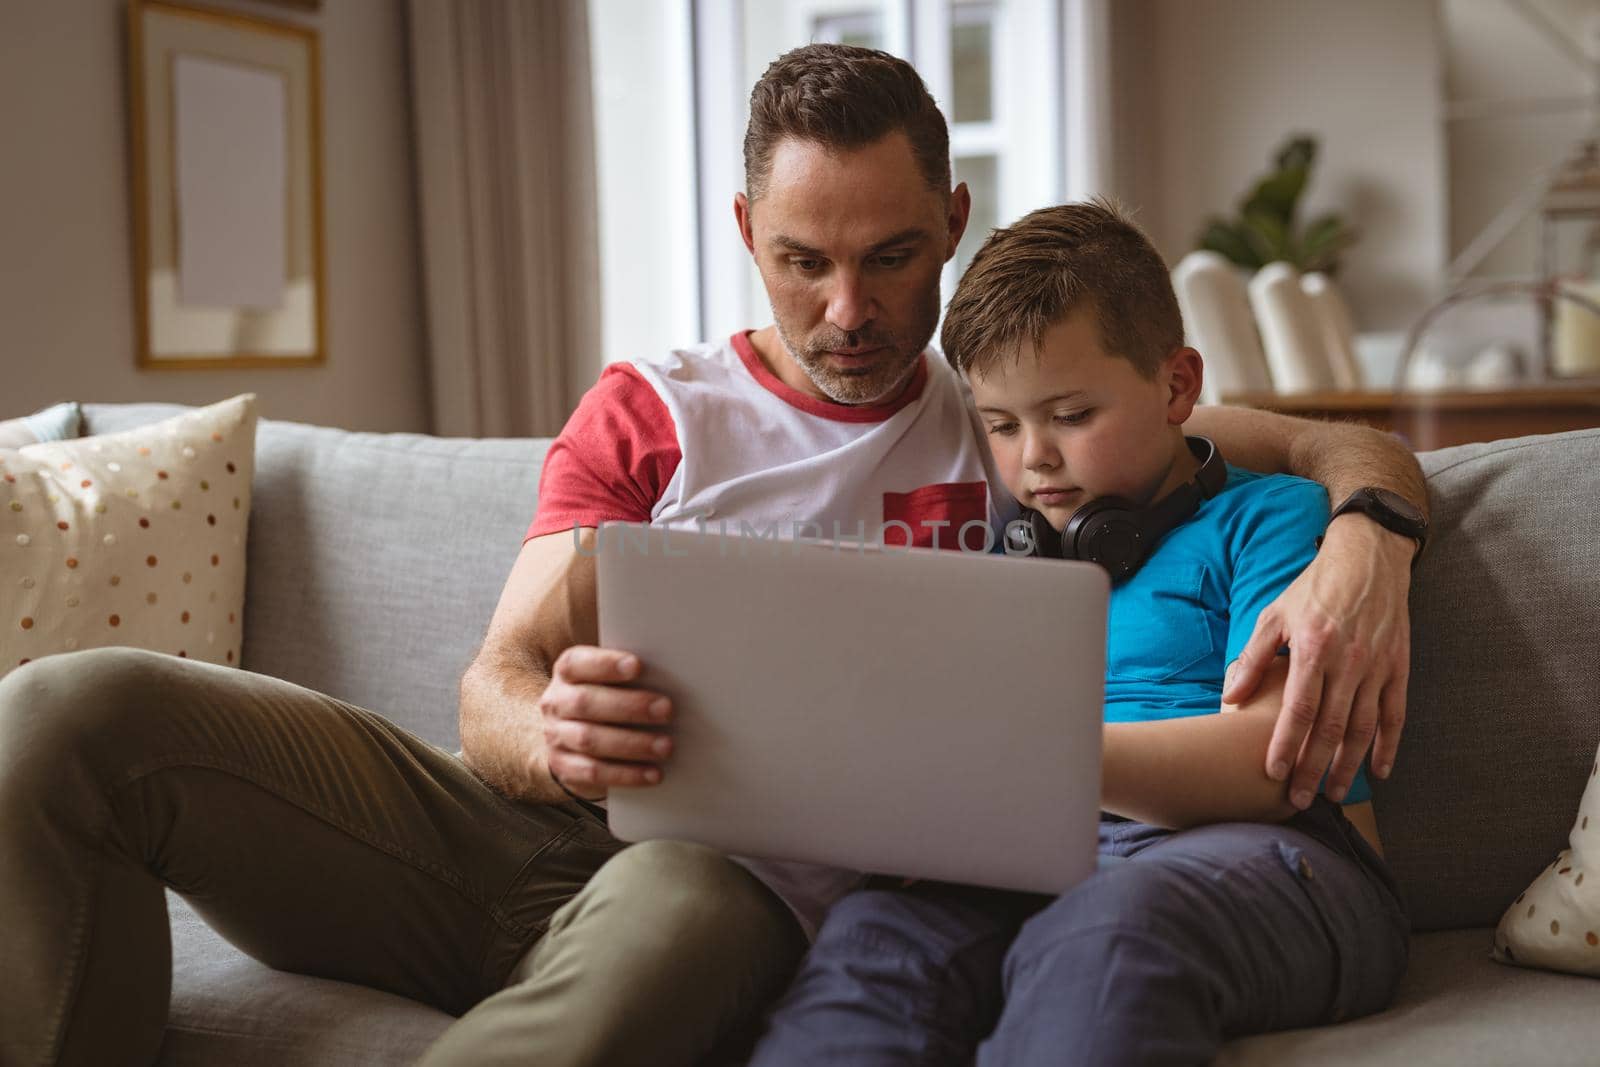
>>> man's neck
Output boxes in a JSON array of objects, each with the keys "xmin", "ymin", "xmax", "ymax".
[{"xmin": 748, "ymin": 326, "xmax": 815, "ymax": 396}]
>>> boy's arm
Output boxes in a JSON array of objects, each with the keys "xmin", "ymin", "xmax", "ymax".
[
  {"xmin": 1184, "ymin": 405, "xmax": 1425, "ymax": 807},
  {"xmin": 1101, "ymin": 658, "xmax": 1296, "ymax": 828}
]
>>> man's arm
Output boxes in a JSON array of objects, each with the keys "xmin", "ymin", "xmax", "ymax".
[
  {"xmin": 1101, "ymin": 658, "xmax": 1296, "ymax": 828},
  {"xmin": 459, "ymin": 528, "xmax": 671, "ymax": 803},
  {"xmin": 1184, "ymin": 405, "xmax": 1426, "ymax": 806},
  {"xmin": 1186, "ymin": 404, "xmax": 1427, "ymax": 512}
]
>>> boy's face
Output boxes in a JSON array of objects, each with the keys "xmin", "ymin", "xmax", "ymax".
[{"xmin": 970, "ymin": 307, "xmax": 1204, "ymax": 531}]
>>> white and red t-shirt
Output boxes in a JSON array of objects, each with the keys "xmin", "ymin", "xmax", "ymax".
[
  {"xmin": 526, "ymin": 331, "xmax": 1013, "ymax": 937},
  {"xmin": 528, "ymin": 331, "xmax": 1008, "ymax": 549}
]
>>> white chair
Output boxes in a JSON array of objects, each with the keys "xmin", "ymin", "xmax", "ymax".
[{"xmin": 1171, "ymin": 251, "xmax": 1273, "ymax": 403}]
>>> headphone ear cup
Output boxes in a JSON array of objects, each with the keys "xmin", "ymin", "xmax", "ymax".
[
  {"xmin": 1065, "ymin": 498, "xmax": 1145, "ymax": 578},
  {"xmin": 1028, "ymin": 508, "xmax": 1063, "ymax": 559},
  {"xmin": 1003, "ymin": 509, "xmax": 1062, "ymax": 557}
]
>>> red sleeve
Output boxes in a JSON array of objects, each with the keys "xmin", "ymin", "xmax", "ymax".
[{"xmin": 525, "ymin": 363, "xmax": 682, "ymax": 540}]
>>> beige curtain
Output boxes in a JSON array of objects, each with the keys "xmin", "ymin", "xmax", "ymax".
[{"xmin": 408, "ymin": 0, "xmax": 599, "ymax": 437}]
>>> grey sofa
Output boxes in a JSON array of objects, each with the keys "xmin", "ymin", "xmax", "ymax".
[{"xmin": 77, "ymin": 404, "xmax": 1600, "ymax": 1065}]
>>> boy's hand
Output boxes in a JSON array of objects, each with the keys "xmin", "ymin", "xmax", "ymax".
[
  {"xmin": 537, "ymin": 646, "xmax": 674, "ymax": 801},
  {"xmin": 1222, "ymin": 515, "xmax": 1414, "ymax": 808}
]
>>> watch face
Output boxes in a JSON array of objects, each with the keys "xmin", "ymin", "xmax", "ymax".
[{"xmin": 1370, "ymin": 488, "xmax": 1425, "ymax": 526}]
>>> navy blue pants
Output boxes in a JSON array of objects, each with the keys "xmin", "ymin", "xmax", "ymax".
[{"xmin": 749, "ymin": 799, "xmax": 1409, "ymax": 1067}]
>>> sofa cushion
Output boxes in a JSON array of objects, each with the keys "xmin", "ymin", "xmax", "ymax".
[
  {"xmin": 1493, "ymin": 738, "xmax": 1600, "ymax": 976},
  {"xmin": 1216, "ymin": 927, "xmax": 1594, "ymax": 1065},
  {"xmin": 1368, "ymin": 428, "xmax": 1600, "ymax": 933},
  {"xmin": 161, "ymin": 891, "xmax": 453, "ymax": 1065},
  {"xmin": 82, "ymin": 404, "xmax": 551, "ymax": 750},
  {"xmin": 2, "ymin": 397, "xmax": 255, "ymax": 679}
]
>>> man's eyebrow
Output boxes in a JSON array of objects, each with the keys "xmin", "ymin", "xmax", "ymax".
[
  {"xmin": 769, "ymin": 228, "xmax": 932, "ymax": 257},
  {"xmin": 866, "ymin": 228, "xmax": 931, "ymax": 252},
  {"xmin": 772, "ymin": 235, "xmax": 825, "ymax": 256}
]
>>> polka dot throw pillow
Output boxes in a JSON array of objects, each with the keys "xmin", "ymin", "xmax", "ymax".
[
  {"xmin": 1494, "ymin": 744, "xmax": 1600, "ymax": 976},
  {"xmin": 1, "ymin": 395, "xmax": 255, "ymax": 678}
]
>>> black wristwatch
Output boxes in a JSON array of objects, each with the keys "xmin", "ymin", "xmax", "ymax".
[{"xmin": 1329, "ymin": 487, "xmax": 1429, "ymax": 560}]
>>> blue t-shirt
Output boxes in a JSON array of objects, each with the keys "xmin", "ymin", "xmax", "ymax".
[{"xmin": 1102, "ymin": 464, "xmax": 1372, "ymax": 804}]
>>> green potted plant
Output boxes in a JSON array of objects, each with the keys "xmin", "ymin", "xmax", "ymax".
[{"xmin": 1197, "ymin": 135, "xmax": 1358, "ymax": 274}]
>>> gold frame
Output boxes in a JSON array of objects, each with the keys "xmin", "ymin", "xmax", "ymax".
[{"xmin": 128, "ymin": 0, "xmax": 325, "ymax": 370}]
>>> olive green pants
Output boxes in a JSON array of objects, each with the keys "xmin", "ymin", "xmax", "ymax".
[{"xmin": 0, "ymin": 649, "xmax": 806, "ymax": 1066}]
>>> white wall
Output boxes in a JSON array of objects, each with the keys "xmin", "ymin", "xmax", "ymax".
[
  {"xmin": 1113, "ymin": 0, "xmax": 1448, "ymax": 333},
  {"xmin": 0, "ymin": 0, "xmax": 430, "ymax": 432}
]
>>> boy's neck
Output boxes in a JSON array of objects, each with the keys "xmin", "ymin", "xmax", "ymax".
[{"xmin": 1142, "ymin": 430, "xmax": 1203, "ymax": 507}]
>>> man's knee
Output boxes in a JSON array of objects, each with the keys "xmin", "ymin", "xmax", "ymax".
[
  {"xmin": 536, "ymin": 839, "xmax": 802, "ymax": 1011},
  {"xmin": 583, "ymin": 840, "xmax": 784, "ymax": 941},
  {"xmin": 0, "ymin": 649, "xmax": 182, "ymax": 783}
]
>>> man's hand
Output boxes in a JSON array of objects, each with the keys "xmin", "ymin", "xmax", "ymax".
[
  {"xmin": 538, "ymin": 646, "xmax": 674, "ymax": 801},
  {"xmin": 1222, "ymin": 515, "xmax": 1414, "ymax": 808}
]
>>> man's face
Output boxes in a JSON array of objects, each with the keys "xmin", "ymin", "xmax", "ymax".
[
  {"xmin": 970, "ymin": 308, "xmax": 1201, "ymax": 531},
  {"xmin": 737, "ymin": 133, "xmax": 968, "ymax": 404}
]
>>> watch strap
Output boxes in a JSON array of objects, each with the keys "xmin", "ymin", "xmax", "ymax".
[{"xmin": 1329, "ymin": 487, "xmax": 1428, "ymax": 561}]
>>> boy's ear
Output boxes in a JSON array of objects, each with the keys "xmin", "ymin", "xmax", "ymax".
[{"xmin": 1163, "ymin": 347, "xmax": 1205, "ymax": 425}]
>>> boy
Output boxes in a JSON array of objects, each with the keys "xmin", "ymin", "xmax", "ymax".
[{"xmin": 748, "ymin": 202, "xmax": 1411, "ymax": 1066}]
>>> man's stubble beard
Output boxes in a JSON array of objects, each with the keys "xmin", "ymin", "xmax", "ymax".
[{"xmin": 773, "ymin": 282, "xmax": 943, "ymax": 405}]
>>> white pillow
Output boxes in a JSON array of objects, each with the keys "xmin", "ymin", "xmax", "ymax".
[
  {"xmin": 1494, "ymin": 741, "xmax": 1600, "ymax": 976},
  {"xmin": 1, "ymin": 395, "xmax": 256, "ymax": 678}
]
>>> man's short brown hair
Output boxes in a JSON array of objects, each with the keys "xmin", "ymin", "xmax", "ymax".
[
  {"xmin": 744, "ymin": 44, "xmax": 950, "ymax": 203},
  {"xmin": 941, "ymin": 200, "xmax": 1183, "ymax": 380}
]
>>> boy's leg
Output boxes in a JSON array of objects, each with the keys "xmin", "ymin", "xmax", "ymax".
[
  {"xmin": 0, "ymin": 649, "xmax": 623, "ymax": 1066},
  {"xmin": 979, "ymin": 802, "xmax": 1409, "ymax": 1067},
  {"xmin": 750, "ymin": 881, "xmax": 1041, "ymax": 1067},
  {"xmin": 419, "ymin": 839, "xmax": 809, "ymax": 1067}
]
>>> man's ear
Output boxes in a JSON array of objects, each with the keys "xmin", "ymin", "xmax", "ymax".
[
  {"xmin": 944, "ymin": 183, "xmax": 973, "ymax": 261},
  {"xmin": 1163, "ymin": 347, "xmax": 1205, "ymax": 425},
  {"xmin": 735, "ymin": 192, "xmax": 756, "ymax": 254}
]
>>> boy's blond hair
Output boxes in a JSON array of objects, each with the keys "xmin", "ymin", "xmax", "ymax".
[{"xmin": 941, "ymin": 199, "xmax": 1183, "ymax": 380}]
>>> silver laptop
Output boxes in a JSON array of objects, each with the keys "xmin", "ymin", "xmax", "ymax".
[{"xmin": 596, "ymin": 524, "xmax": 1108, "ymax": 895}]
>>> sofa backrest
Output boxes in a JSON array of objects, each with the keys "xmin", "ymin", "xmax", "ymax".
[
  {"xmin": 83, "ymin": 404, "xmax": 549, "ymax": 751},
  {"xmin": 1377, "ymin": 427, "xmax": 1600, "ymax": 931}
]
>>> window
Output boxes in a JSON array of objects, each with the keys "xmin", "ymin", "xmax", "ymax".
[
  {"xmin": 950, "ymin": 2, "xmax": 1001, "ymax": 280},
  {"xmin": 813, "ymin": 10, "xmax": 885, "ymax": 49},
  {"xmin": 591, "ymin": 0, "xmax": 1089, "ymax": 365}
]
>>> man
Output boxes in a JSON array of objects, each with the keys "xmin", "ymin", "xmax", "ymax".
[{"xmin": 0, "ymin": 44, "xmax": 1423, "ymax": 1067}]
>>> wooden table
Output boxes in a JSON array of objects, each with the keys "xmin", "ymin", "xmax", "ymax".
[{"xmin": 1221, "ymin": 386, "xmax": 1600, "ymax": 450}]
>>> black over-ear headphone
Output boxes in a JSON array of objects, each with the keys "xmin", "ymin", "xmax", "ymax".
[{"xmin": 1004, "ymin": 435, "xmax": 1226, "ymax": 580}]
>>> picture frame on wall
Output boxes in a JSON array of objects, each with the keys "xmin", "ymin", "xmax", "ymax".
[{"xmin": 128, "ymin": 0, "xmax": 325, "ymax": 369}]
